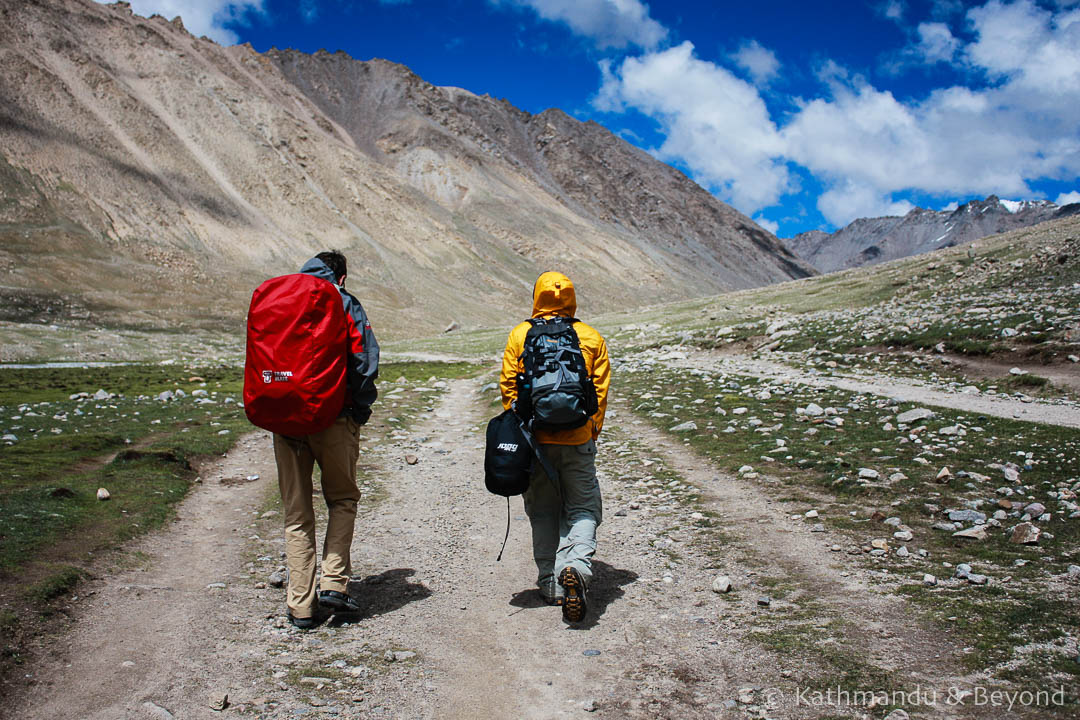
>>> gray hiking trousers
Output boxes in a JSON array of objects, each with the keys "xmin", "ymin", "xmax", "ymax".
[{"xmin": 523, "ymin": 439, "xmax": 602, "ymax": 598}]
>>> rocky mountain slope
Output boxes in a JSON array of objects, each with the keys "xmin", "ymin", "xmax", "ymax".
[
  {"xmin": 0, "ymin": 0, "xmax": 812, "ymax": 343},
  {"xmin": 787, "ymin": 196, "xmax": 1077, "ymax": 273}
]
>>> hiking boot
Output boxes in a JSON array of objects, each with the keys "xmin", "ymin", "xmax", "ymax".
[
  {"xmin": 539, "ymin": 589, "xmax": 564, "ymax": 606},
  {"xmin": 287, "ymin": 612, "xmax": 318, "ymax": 630},
  {"xmin": 558, "ymin": 566, "xmax": 587, "ymax": 623},
  {"xmin": 318, "ymin": 589, "xmax": 361, "ymax": 614}
]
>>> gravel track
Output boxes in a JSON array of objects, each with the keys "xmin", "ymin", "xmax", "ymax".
[
  {"xmin": 8, "ymin": 376, "xmax": 984, "ymax": 719},
  {"xmin": 676, "ymin": 351, "xmax": 1080, "ymax": 430}
]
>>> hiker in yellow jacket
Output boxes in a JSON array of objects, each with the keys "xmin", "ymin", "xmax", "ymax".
[{"xmin": 499, "ymin": 271, "xmax": 610, "ymax": 623}]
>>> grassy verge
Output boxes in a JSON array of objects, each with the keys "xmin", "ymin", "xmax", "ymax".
[{"xmin": 619, "ymin": 362, "xmax": 1080, "ymax": 702}]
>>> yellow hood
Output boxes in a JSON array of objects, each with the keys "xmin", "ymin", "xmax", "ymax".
[{"xmin": 532, "ymin": 271, "xmax": 577, "ymax": 319}]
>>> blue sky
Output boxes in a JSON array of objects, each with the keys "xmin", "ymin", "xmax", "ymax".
[{"xmin": 112, "ymin": 1, "xmax": 1080, "ymax": 237}]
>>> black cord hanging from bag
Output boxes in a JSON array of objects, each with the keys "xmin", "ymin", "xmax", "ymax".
[{"xmin": 496, "ymin": 496, "xmax": 511, "ymax": 561}]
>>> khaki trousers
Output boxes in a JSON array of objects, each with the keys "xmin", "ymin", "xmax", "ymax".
[{"xmin": 273, "ymin": 416, "xmax": 362, "ymax": 618}]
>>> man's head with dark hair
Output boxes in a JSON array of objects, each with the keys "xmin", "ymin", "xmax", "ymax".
[{"xmin": 315, "ymin": 250, "xmax": 347, "ymax": 285}]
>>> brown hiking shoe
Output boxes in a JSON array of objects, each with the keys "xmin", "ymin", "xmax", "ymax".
[{"xmin": 558, "ymin": 567, "xmax": 587, "ymax": 623}]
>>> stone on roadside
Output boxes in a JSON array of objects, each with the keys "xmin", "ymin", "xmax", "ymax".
[
  {"xmin": 896, "ymin": 408, "xmax": 934, "ymax": 424},
  {"xmin": 766, "ymin": 318, "xmax": 790, "ymax": 336},
  {"xmin": 1010, "ymin": 522, "xmax": 1041, "ymax": 545},
  {"xmin": 738, "ymin": 465, "xmax": 753, "ymax": 475},
  {"xmin": 670, "ymin": 421, "xmax": 698, "ymax": 432},
  {"xmin": 894, "ymin": 530, "xmax": 913, "ymax": 542},
  {"xmin": 209, "ymin": 691, "xmax": 229, "ymax": 711},
  {"xmin": 711, "ymin": 575, "xmax": 733, "ymax": 594},
  {"xmin": 1023, "ymin": 502, "xmax": 1046, "ymax": 518},
  {"xmin": 94, "ymin": 389, "xmax": 111, "ymax": 400},
  {"xmin": 803, "ymin": 403, "xmax": 824, "ymax": 417},
  {"xmin": 936, "ymin": 467, "xmax": 952, "ymax": 482},
  {"xmin": 858, "ymin": 468, "xmax": 879, "ymax": 480},
  {"xmin": 1009, "ymin": 367, "xmax": 1027, "ymax": 376},
  {"xmin": 97, "ymin": 487, "xmax": 111, "ymax": 501},
  {"xmin": 953, "ymin": 526, "xmax": 988, "ymax": 540},
  {"xmin": 923, "ymin": 574, "xmax": 937, "ymax": 586},
  {"xmin": 405, "ymin": 454, "xmax": 419, "ymax": 465},
  {"xmin": 948, "ymin": 509, "xmax": 986, "ymax": 524},
  {"xmin": 142, "ymin": 702, "xmax": 175, "ymax": 720},
  {"xmin": 885, "ymin": 709, "xmax": 911, "ymax": 720},
  {"xmin": 757, "ymin": 596, "xmax": 771, "ymax": 607}
]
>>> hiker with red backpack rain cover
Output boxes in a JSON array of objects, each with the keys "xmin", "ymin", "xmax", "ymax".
[{"xmin": 244, "ymin": 251, "xmax": 378, "ymax": 629}]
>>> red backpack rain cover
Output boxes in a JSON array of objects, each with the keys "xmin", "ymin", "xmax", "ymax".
[{"xmin": 244, "ymin": 273, "xmax": 348, "ymax": 436}]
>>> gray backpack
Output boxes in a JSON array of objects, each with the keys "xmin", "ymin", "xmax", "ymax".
[{"xmin": 517, "ymin": 317, "xmax": 598, "ymax": 431}]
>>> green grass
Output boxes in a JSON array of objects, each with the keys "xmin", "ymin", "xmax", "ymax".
[
  {"xmin": 0, "ymin": 363, "xmax": 248, "ymax": 574},
  {"xmin": 620, "ymin": 361, "xmax": 1080, "ymax": 688},
  {"xmin": 25, "ymin": 565, "xmax": 86, "ymax": 604}
]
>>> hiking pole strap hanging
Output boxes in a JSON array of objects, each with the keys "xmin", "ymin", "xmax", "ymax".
[
  {"xmin": 496, "ymin": 496, "xmax": 511, "ymax": 562},
  {"xmin": 519, "ymin": 416, "xmax": 561, "ymax": 499},
  {"xmin": 534, "ymin": 445, "xmax": 561, "ymax": 499}
]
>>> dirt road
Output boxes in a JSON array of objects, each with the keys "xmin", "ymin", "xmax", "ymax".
[{"xmin": 9, "ymin": 376, "xmax": 976, "ymax": 719}]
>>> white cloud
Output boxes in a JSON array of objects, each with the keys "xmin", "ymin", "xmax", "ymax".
[
  {"xmin": 818, "ymin": 181, "xmax": 914, "ymax": 224},
  {"xmin": 883, "ymin": 0, "xmax": 905, "ymax": 21},
  {"xmin": 1057, "ymin": 191, "xmax": 1080, "ymax": 205},
  {"xmin": 503, "ymin": 0, "xmax": 667, "ymax": 49},
  {"xmin": 914, "ymin": 22, "xmax": 959, "ymax": 63},
  {"xmin": 731, "ymin": 40, "xmax": 780, "ymax": 86},
  {"xmin": 753, "ymin": 216, "xmax": 779, "ymax": 235},
  {"xmin": 966, "ymin": 0, "xmax": 1080, "ymax": 93},
  {"xmin": 597, "ymin": 1, "xmax": 1080, "ymax": 226},
  {"xmin": 113, "ymin": 1, "xmax": 263, "ymax": 44},
  {"xmin": 596, "ymin": 42, "xmax": 790, "ymax": 211}
]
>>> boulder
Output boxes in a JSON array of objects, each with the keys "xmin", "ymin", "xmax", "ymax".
[
  {"xmin": 1010, "ymin": 522, "xmax": 1041, "ymax": 545},
  {"xmin": 953, "ymin": 526, "xmax": 988, "ymax": 540},
  {"xmin": 897, "ymin": 408, "xmax": 934, "ymax": 424}
]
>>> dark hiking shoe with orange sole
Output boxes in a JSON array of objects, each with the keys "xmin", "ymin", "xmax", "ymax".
[{"xmin": 558, "ymin": 567, "xmax": 587, "ymax": 623}]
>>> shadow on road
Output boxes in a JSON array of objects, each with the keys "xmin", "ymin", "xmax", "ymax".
[
  {"xmin": 330, "ymin": 568, "xmax": 431, "ymax": 624},
  {"xmin": 507, "ymin": 560, "xmax": 638, "ymax": 628}
]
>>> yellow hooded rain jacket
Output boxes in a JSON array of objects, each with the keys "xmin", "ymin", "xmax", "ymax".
[{"xmin": 499, "ymin": 271, "xmax": 610, "ymax": 445}]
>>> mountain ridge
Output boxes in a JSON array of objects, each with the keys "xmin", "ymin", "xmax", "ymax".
[
  {"xmin": 786, "ymin": 195, "xmax": 1078, "ymax": 273},
  {"xmin": 0, "ymin": 0, "xmax": 813, "ymax": 344}
]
